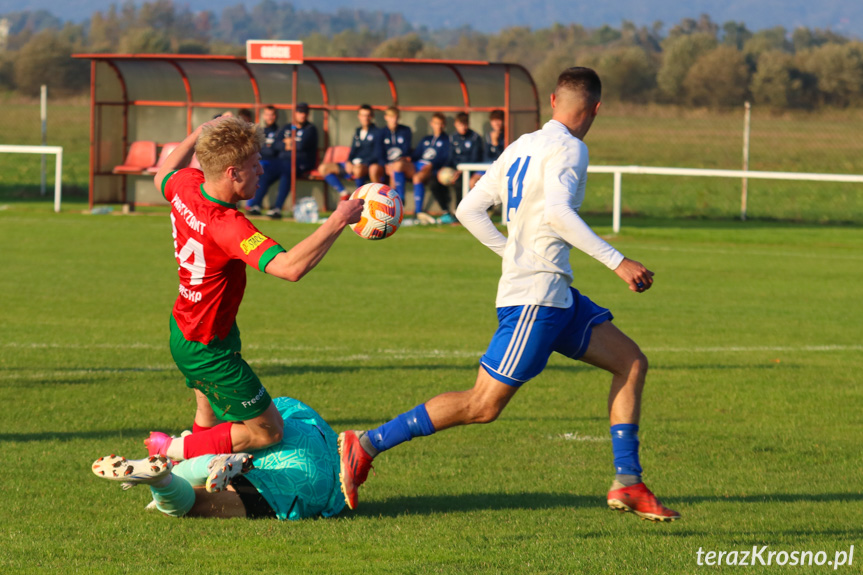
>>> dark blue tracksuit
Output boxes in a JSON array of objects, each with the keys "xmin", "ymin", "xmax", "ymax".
[
  {"xmin": 379, "ymin": 124, "xmax": 413, "ymax": 164},
  {"xmin": 251, "ymin": 121, "xmax": 318, "ymax": 210},
  {"xmin": 484, "ymin": 129, "xmax": 505, "ymax": 162},
  {"xmin": 348, "ymin": 124, "xmax": 381, "ymax": 166}
]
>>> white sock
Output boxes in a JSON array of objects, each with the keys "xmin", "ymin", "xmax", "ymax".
[{"xmin": 166, "ymin": 437, "xmax": 185, "ymax": 461}]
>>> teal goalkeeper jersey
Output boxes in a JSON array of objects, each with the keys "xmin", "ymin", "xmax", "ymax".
[{"xmin": 243, "ymin": 397, "xmax": 346, "ymax": 520}]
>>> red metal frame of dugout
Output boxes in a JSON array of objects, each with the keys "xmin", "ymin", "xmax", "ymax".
[{"xmin": 75, "ymin": 54, "xmax": 540, "ymax": 209}]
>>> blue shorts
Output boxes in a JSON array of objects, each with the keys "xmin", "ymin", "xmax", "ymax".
[{"xmin": 480, "ymin": 288, "xmax": 612, "ymax": 387}]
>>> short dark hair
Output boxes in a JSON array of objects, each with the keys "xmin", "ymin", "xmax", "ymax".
[
  {"xmin": 263, "ymin": 105, "xmax": 277, "ymax": 114},
  {"xmin": 237, "ymin": 108, "xmax": 254, "ymax": 122},
  {"xmin": 489, "ymin": 109, "xmax": 504, "ymax": 121},
  {"xmin": 555, "ymin": 67, "xmax": 602, "ymax": 106},
  {"xmin": 359, "ymin": 104, "xmax": 373, "ymax": 113},
  {"xmin": 455, "ymin": 112, "xmax": 469, "ymax": 125},
  {"xmin": 431, "ymin": 112, "xmax": 446, "ymax": 123}
]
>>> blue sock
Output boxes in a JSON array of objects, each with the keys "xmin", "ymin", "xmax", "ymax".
[
  {"xmin": 413, "ymin": 182, "xmax": 425, "ymax": 214},
  {"xmin": 393, "ymin": 172, "xmax": 406, "ymax": 204},
  {"xmin": 324, "ymin": 174, "xmax": 345, "ymax": 193},
  {"xmin": 610, "ymin": 423, "xmax": 642, "ymax": 478},
  {"xmin": 354, "ymin": 177, "xmax": 366, "ymax": 188},
  {"xmin": 367, "ymin": 404, "xmax": 436, "ymax": 453}
]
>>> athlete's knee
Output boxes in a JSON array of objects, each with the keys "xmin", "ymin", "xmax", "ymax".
[
  {"xmin": 319, "ymin": 163, "xmax": 337, "ymax": 176},
  {"xmin": 634, "ymin": 348, "xmax": 648, "ymax": 372},
  {"xmin": 465, "ymin": 394, "xmax": 504, "ymax": 424},
  {"xmin": 627, "ymin": 349, "xmax": 648, "ymax": 381}
]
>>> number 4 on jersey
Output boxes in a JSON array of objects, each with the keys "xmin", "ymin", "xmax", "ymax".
[
  {"xmin": 171, "ymin": 213, "xmax": 207, "ymax": 285},
  {"xmin": 506, "ymin": 156, "xmax": 531, "ymax": 222}
]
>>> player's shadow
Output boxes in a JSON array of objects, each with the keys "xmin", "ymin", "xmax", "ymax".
[
  {"xmin": 673, "ymin": 492, "xmax": 863, "ymax": 505},
  {"xmin": 0, "ymin": 429, "xmax": 154, "ymax": 443},
  {"xmin": 349, "ymin": 491, "xmax": 863, "ymax": 518},
  {"xmin": 350, "ymin": 492, "xmax": 597, "ymax": 517}
]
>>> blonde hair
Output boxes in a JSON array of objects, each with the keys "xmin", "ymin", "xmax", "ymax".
[{"xmin": 195, "ymin": 117, "xmax": 264, "ymax": 180}]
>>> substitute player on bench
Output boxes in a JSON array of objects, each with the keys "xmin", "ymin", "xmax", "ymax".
[
  {"xmin": 146, "ymin": 116, "xmax": 363, "ymax": 462},
  {"xmin": 379, "ymin": 106, "xmax": 414, "ymax": 205},
  {"xmin": 338, "ymin": 67, "xmax": 679, "ymax": 522},
  {"xmin": 318, "ymin": 104, "xmax": 382, "ymax": 201}
]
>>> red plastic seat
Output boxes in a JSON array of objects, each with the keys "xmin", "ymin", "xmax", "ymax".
[
  {"xmin": 306, "ymin": 146, "xmax": 350, "ymax": 179},
  {"xmin": 146, "ymin": 142, "xmax": 180, "ymax": 174},
  {"xmin": 113, "ymin": 141, "xmax": 157, "ymax": 174}
]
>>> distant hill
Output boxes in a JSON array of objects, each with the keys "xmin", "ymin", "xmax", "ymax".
[{"xmin": 4, "ymin": 0, "xmax": 863, "ymax": 37}]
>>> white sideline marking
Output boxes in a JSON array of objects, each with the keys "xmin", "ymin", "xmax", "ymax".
[{"xmin": 553, "ymin": 432, "xmax": 609, "ymax": 442}]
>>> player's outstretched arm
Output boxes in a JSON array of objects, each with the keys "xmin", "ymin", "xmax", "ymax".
[
  {"xmin": 264, "ymin": 199, "xmax": 364, "ymax": 282},
  {"xmin": 546, "ymin": 201, "xmax": 653, "ymax": 293}
]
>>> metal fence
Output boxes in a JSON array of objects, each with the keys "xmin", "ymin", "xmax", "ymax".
[{"xmin": 582, "ymin": 103, "xmax": 863, "ymax": 223}]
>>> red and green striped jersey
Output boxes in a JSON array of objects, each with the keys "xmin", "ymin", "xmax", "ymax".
[{"xmin": 162, "ymin": 168, "xmax": 285, "ymax": 344}]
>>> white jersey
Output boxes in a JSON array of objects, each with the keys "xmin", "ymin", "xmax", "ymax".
[{"xmin": 456, "ymin": 120, "xmax": 624, "ymax": 309}]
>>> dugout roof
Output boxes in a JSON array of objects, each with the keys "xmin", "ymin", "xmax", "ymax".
[{"xmin": 73, "ymin": 54, "xmax": 540, "ymax": 208}]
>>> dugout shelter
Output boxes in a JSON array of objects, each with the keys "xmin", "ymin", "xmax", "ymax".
[{"xmin": 74, "ymin": 54, "xmax": 540, "ymax": 210}]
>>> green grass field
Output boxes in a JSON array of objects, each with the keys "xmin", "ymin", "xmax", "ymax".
[{"xmin": 2, "ymin": 201, "xmax": 862, "ymax": 573}]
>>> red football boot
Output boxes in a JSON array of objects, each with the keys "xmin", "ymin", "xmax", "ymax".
[
  {"xmin": 607, "ymin": 481, "xmax": 680, "ymax": 522},
  {"xmin": 338, "ymin": 430, "xmax": 374, "ymax": 510}
]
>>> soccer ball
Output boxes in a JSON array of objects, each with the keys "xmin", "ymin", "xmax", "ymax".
[
  {"xmin": 349, "ymin": 183, "xmax": 404, "ymax": 240},
  {"xmin": 437, "ymin": 166, "xmax": 458, "ymax": 186}
]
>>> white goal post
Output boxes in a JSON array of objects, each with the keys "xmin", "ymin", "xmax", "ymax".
[
  {"xmin": 458, "ymin": 162, "xmax": 863, "ymax": 232},
  {"xmin": 0, "ymin": 145, "xmax": 64, "ymax": 213}
]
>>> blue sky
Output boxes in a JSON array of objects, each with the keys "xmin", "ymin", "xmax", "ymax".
[{"xmin": 4, "ymin": 0, "xmax": 862, "ymax": 37}]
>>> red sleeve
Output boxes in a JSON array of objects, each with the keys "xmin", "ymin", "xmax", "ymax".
[
  {"xmin": 210, "ymin": 211, "xmax": 285, "ymax": 272},
  {"xmin": 162, "ymin": 168, "xmax": 204, "ymax": 201}
]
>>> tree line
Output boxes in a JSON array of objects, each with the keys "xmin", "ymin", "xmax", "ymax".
[{"xmin": 1, "ymin": 2, "xmax": 861, "ymax": 110}]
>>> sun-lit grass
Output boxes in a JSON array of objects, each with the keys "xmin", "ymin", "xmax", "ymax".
[{"xmin": 1, "ymin": 206, "xmax": 861, "ymax": 573}]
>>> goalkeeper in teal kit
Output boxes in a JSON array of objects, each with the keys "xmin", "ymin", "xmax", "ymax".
[{"xmin": 92, "ymin": 397, "xmax": 346, "ymax": 520}]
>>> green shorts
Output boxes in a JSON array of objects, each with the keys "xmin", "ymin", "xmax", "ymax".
[{"xmin": 169, "ymin": 315, "xmax": 272, "ymax": 421}]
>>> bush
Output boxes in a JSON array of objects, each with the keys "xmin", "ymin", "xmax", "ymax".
[
  {"xmin": 751, "ymin": 50, "xmax": 795, "ymax": 108},
  {"xmin": 796, "ymin": 43, "xmax": 863, "ymax": 107},
  {"xmin": 371, "ymin": 33, "xmax": 424, "ymax": 59},
  {"xmin": 682, "ymin": 45, "xmax": 749, "ymax": 108},
  {"xmin": 12, "ymin": 29, "xmax": 88, "ymax": 96},
  {"xmin": 657, "ymin": 33, "xmax": 717, "ymax": 103},
  {"xmin": 595, "ymin": 46, "xmax": 657, "ymax": 103}
]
